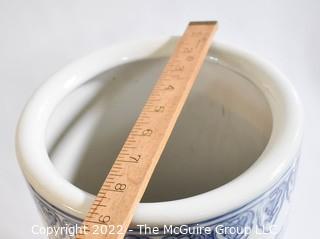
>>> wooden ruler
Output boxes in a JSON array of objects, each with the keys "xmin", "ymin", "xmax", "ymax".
[{"xmin": 76, "ymin": 21, "xmax": 218, "ymax": 239}]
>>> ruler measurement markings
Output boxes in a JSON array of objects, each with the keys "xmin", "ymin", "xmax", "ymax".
[{"xmin": 76, "ymin": 21, "xmax": 217, "ymax": 239}]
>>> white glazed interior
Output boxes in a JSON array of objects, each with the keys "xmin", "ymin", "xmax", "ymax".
[
  {"xmin": 46, "ymin": 56, "xmax": 273, "ymax": 202},
  {"xmin": 16, "ymin": 37, "xmax": 303, "ymax": 226}
]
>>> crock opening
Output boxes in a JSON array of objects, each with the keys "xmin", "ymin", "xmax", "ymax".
[{"xmin": 46, "ymin": 56, "xmax": 273, "ymax": 203}]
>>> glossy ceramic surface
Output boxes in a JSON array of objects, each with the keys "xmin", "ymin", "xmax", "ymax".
[
  {"xmin": 16, "ymin": 37, "xmax": 303, "ymax": 239},
  {"xmin": 32, "ymin": 157, "xmax": 299, "ymax": 239}
]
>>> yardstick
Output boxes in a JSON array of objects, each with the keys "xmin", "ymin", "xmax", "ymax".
[{"xmin": 76, "ymin": 21, "xmax": 218, "ymax": 239}]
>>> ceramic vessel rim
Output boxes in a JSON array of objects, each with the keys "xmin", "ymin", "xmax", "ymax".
[{"xmin": 15, "ymin": 37, "xmax": 303, "ymax": 226}]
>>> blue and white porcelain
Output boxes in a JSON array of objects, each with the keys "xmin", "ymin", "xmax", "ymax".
[{"xmin": 16, "ymin": 37, "xmax": 303, "ymax": 239}]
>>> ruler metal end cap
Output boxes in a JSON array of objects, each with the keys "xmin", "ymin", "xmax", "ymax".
[{"xmin": 189, "ymin": 20, "xmax": 218, "ymax": 26}]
